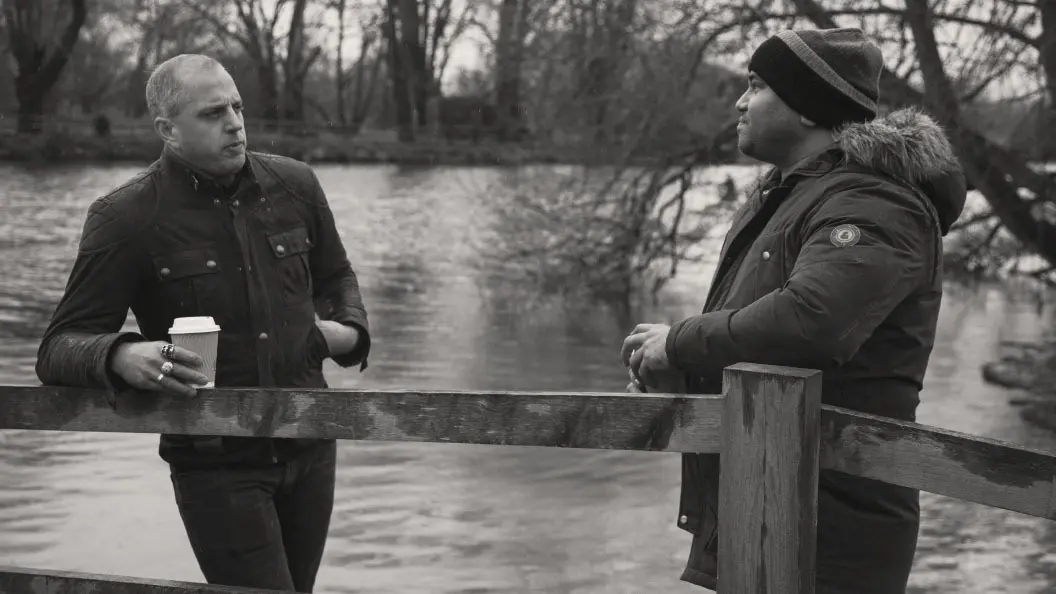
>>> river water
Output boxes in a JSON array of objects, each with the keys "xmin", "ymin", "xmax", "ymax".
[{"xmin": 0, "ymin": 162, "xmax": 1054, "ymax": 594}]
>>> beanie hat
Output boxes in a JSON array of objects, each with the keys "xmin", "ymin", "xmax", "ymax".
[{"xmin": 748, "ymin": 28, "xmax": 884, "ymax": 129}]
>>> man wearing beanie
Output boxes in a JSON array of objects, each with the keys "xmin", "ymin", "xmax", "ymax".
[{"xmin": 621, "ymin": 28, "xmax": 967, "ymax": 593}]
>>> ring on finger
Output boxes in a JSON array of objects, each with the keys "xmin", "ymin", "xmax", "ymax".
[
  {"xmin": 160, "ymin": 361, "xmax": 175, "ymax": 375},
  {"xmin": 161, "ymin": 343, "xmax": 175, "ymax": 360},
  {"xmin": 155, "ymin": 372, "xmax": 167, "ymax": 383}
]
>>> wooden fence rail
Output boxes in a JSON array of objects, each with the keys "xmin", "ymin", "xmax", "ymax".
[{"xmin": 1, "ymin": 362, "xmax": 1054, "ymax": 593}]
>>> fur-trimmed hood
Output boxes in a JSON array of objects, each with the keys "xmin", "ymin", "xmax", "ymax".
[{"xmin": 837, "ymin": 107, "xmax": 966, "ymax": 235}]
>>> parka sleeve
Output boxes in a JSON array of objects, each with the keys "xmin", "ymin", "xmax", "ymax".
[{"xmin": 665, "ymin": 184, "xmax": 937, "ymax": 377}]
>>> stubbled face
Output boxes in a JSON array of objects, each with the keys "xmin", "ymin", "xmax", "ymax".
[
  {"xmin": 735, "ymin": 72, "xmax": 806, "ymax": 165},
  {"xmin": 160, "ymin": 66, "xmax": 246, "ymax": 180}
]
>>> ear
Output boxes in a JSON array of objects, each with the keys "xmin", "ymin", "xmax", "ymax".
[{"xmin": 154, "ymin": 117, "xmax": 178, "ymax": 146}]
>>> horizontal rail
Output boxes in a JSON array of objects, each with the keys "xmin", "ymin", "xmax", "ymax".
[
  {"xmin": 2, "ymin": 383, "xmax": 1056, "ymax": 520},
  {"xmin": 0, "ymin": 566, "xmax": 282, "ymax": 593},
  {"xmin": 0, "ymin": 385, "xmax": 724, "ymax": 453},
  {"xmin": 820, "ymin": 407, "xmax": 1056, "ymax": 520}
]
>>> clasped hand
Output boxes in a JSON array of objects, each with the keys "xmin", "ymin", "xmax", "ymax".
[{"xmin": 620, "ymin": 323, "xmax": 684, "ymax": 392}]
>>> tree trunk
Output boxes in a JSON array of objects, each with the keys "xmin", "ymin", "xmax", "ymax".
[
  {"xmin": 384, "ymin": 0, "xmax": 415, "ymax": 141},
  {"xmin": 7, "ymin": 0, "xmax": 88, "ymax": 133},
  {"xmin": 259, "ymin": 63, "xmax": 281, "ymax": 124},
  {"xmin": 350, "ymin": 32, "xmax": 383, "ymax": 135},
  {"xmin": 283, "ymin": 0, "xmax": 309, "ymax": 122},
  {"xmin": 336, "ymin": 0, "xmax": 347, "ymax": 125},
  {"xmin": 494, "ymin": 0, "xmax": 522, "ymax": 141},
  {"xmin": 1034, "ymin": 1, "xmax": 1056, "ymax": 163},
  {"xmin": 397, "ymin": 0, "xmax": 426, "ymax": 129},
  {"xmin": 126, "ymin": 26, "xmax": 153, "ymax": 117}
]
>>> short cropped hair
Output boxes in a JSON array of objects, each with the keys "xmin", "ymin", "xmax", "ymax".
[{"xmin": 145, "ymin": 54, "xmax": 227, "ymax": 119}]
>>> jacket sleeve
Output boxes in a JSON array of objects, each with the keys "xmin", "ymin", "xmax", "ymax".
[
  {"xmin": 665, "ymin": 184, "xmax": 936, "ymax": 378},
  {"xmin": 35, "ymin": 198, "xmax": 146, "ymax": 403},
  {"xmin": 305, "ymin": 168, "xmax": 371, "ymax": 370}
]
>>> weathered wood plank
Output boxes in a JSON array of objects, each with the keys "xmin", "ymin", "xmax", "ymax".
[
  {"xmin": 718, "ymin": 363, "xmax": 821, "ymax": 594},
  {"xmin": 819, "ymin": 405, "xmax": 1056, "ymax": 520},
  {"xmin": 0, "ymin": 566, "xmax": 278, "ymax": 593},
  {"xmin": 5, "ymin": 382, "xmax": 1056, "ymax": 521},
  {"xmin": 0, "ymin": 386, "xmax": 724, "ymax": 453}
]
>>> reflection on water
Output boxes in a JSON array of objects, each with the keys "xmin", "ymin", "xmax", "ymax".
[{"xmin": 0, "ymin": 162, "xmax": 1055, "ymax": 593}]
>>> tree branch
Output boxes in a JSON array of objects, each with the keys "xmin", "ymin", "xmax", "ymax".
[
  {"xmin": 949, "ymin": 209, "xmax": 998, "ymax": 231},
  {"xmin": 35, "ymin": 0, "xmax": 87, "ymax": 94}
]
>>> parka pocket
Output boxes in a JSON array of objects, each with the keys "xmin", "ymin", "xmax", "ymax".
[
  {"xmin": 750, "ymin": 231, "xmax": 788, "ymax": 300},
  {"xmin": 152, "ymin": 247, "xmax": 225, "ymax": 316},
  {"xmin": 266, "ymin": 226, "xmax": 313, "ymax": 305}
]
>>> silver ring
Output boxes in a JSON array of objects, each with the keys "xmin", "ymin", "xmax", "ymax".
[
  {"xmin": 156, "ymin": 372, "xmax": 167, "ymax": 383},
  {"xmin": 161, "ymin": 344, "xmax": 175, "ymax": 360},
  {"xmin": 160, "ymin": 361, "xmax": 174, "ymax": 375}
]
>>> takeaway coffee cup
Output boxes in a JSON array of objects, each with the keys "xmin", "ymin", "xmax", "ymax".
[{"xmin": 168, "ymin": 316, "xmax": 221, "ymax": 388}]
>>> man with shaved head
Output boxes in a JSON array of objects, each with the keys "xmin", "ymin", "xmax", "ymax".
[{"xmin": 37, "ymin": 54, "xmax": 372, "ymax": 592}]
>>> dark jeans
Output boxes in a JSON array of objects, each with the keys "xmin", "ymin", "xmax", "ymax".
[{"xmin": 170, "ymin": 440, "xmax": 337, "ymax": 592}]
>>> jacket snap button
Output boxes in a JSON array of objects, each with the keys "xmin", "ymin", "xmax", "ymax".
[
  {"xmin": 213, "ymin": 199, "xmax": 220, "ymax": 206},
  {"xmin": 276, "ymin": 245, "xmax": 286, "ymax": 255},
  {"xmin": 232, "ymin": 200, "xmax": 240, "ymax": 207},
  {"xmin": 258, "ymin": 332, "xmax": 268, "ymax": 340},
  {"xmin": 206, "ymin": 260, "xmax": 217, "ymax": 269},
  {"xmin": 159, "ymin": 267, "xmax": 171, "ymax": 276},
  {"xmin": 762, "ymin": 251, "xmax": 771, "ymax": 261},
  {"xmin": 679, "ymin": 515, "xmax": 688, "ymax": 524}
]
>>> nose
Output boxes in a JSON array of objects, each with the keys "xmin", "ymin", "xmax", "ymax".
[
  {"xmin": 735, "ymin": 90, "xmax": 749, "ymax": 113},
  {"xmin": 222, "ymin": 106, "xmax": 243, "ymax": 132}
]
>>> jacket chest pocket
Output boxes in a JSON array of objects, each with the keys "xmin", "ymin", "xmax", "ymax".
[
  {"xmin": 267, "ymin": 226, "xmax": 313, "ymax": 304},
  {"xmin": 153, "ymin": 247, "xmax": 225, "ymax": 316}
]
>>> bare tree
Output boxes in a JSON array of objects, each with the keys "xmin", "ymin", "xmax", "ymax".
[
  {"xmin": 121, "ymin": 0, "xmax": 218, "ymax": 117},
  {"xmin": 785, "ymin": 0, "xmax": 1056, "ymax": 277},
  {"xmin": 2, "ymin": 0, "xmax": 88, "ymax": 133},
  {"xmin": 187, "ymin": 0, "xmax": 324, "ymax": 123},
  {"xmin": 382, "ymin": 0, "xmax": 481, "ymax": 139},
  {"xmin": 474, "ymin": 3, "xmax": 744, "ymax": 317},
  {"xmin": 494, "ymin": 0, "xmax": 532, "ymax": 140},
  {"xmin": 333, "ymin": 0, "xmax": 384, "ymax": 132},
  {"xmin": 383, "ymin": 0, "xmax": 415, "ymax": 139}
]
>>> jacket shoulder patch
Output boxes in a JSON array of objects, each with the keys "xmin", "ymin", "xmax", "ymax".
[{"xmin": 830, "ymin": 224, "xmax": 861, "ymax": 247}]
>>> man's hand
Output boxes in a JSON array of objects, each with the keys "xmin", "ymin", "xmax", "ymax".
[
  {"xmin": 627, "ymin": 367, "xmax": 647, "ymax": 393},
  {"xmin": 315, "ymin": 319, "xmax": 360, "ymax": 356},
  {"xmin": 110, "ymin": 341, "xmax": 208, "ymax": 398},
  {"xmin": 621, "ymin": 323, "xmax": 674, "ymax": 389}
]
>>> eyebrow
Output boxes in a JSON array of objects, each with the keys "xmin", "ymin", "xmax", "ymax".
[{"xmin": 197, "ymin": 98, "xmax": 242, "ymax": 114}]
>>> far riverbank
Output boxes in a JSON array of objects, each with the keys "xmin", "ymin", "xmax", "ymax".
[{"xmin": 0, "ymin": 126, "xmax": 743, "ymax": 168}]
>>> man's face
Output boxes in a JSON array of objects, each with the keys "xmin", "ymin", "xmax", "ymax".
[
  {"xmin": 734, "ymin": 72, "xmax": 805, "ymax": 165},
  {"xmin": 163, "ymin": 66, "xmax": 246, "ymax": 179}
]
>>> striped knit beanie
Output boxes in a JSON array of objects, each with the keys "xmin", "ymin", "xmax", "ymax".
[{"xmin": 748, "ymin": 28, "xmax": 885, "ymax": 129}]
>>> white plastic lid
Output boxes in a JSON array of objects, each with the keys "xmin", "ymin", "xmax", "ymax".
[{"xmin": 168, "ymin": 316, "xmax": 221, "ymax": 334}]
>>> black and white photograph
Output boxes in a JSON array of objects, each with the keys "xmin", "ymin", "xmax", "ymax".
[{"xmin": 0, "ymin": 1, "xmax": 1055, "ymax": 593}]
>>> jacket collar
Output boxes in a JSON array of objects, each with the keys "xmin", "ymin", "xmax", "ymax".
[{"xmin": 159, "ymin": 148, "xmax": 262, "ymax": 205}]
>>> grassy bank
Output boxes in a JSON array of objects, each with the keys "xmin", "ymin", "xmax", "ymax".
[
  {"xmin": 982, "ymin": 337, "xmax": 1056, "ymax": 432},
  {"xmin": 0, "ymin": 128, "xmax": 585, "ymax": 166},
  {"xmin": 0, "ymin": 125, "xmax": 714, "ymax": 167}
]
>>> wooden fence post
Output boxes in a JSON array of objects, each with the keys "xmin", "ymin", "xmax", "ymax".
[{"xmin": 718, "ymin": 363, "xmax": 822, "ymax": 594}]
